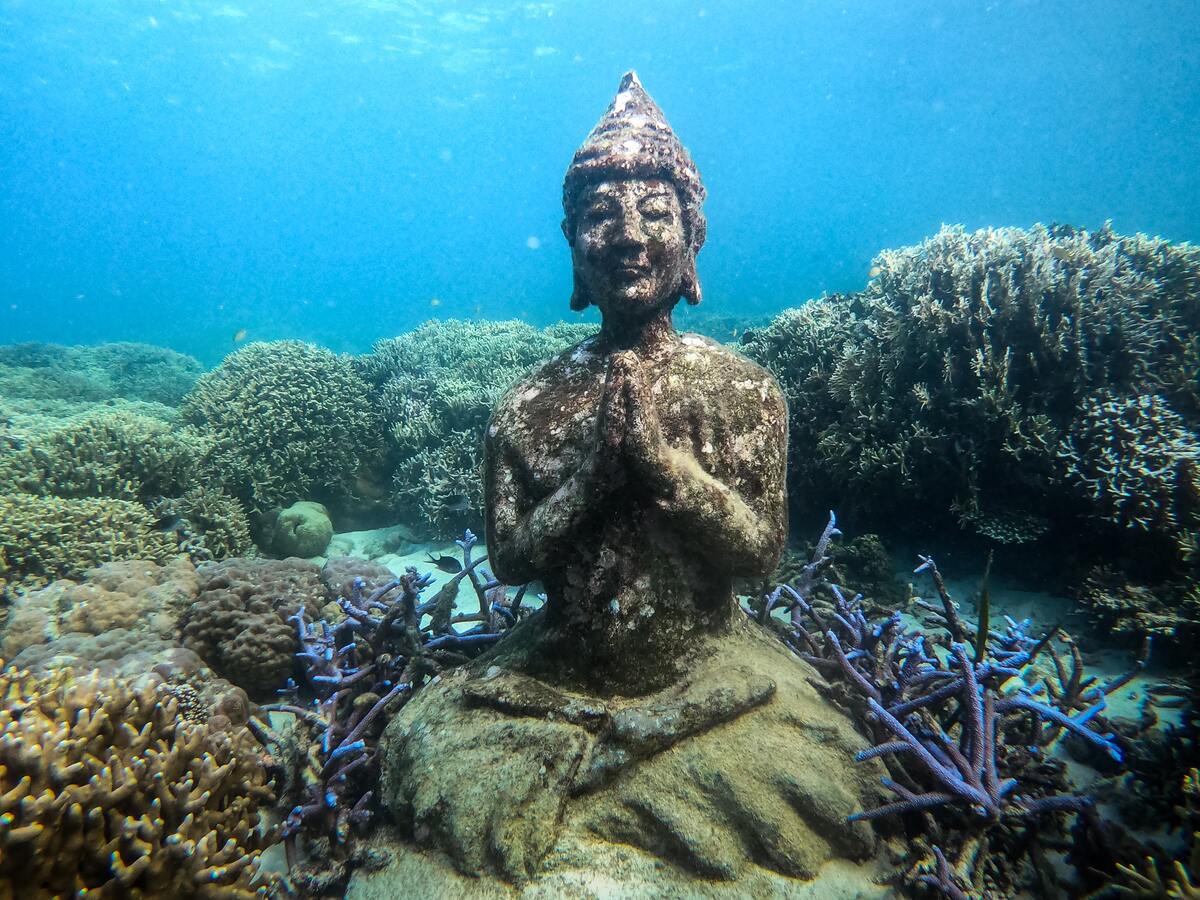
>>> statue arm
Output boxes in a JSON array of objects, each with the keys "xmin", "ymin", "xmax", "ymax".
[
  {"xmin": 651, "ymin": 422, "xmax": 787, "ymax": 576},
  {"xmin": 484, "ymin": 430, "xmax": 603, "ymax": 585}
]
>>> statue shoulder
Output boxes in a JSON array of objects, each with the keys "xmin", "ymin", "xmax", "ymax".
[
  {"xmin": 676, "ymin": 332, "xmax": 785, "ymax": 404},
  {"xmin": 490, "ymin": 334, "xmax": 604, "ymax": 430}
]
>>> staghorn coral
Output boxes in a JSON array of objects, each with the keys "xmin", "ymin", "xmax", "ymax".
[
  {"xmin": 0, "ymin": 493, "xmax": 177, "ymax": 591},
  {"xmin": 0, "ymin": 663, "xmax": 277, "ymax": 898},
  {"xmin": 180, "ymin": 557, "xmax": 333, "ymax": 697},
  {"xmin": 357, "ymin": 319, "xmax": 593, "ymax": 535},
  {"xmin": 742, "ymin": 224, "xmax": 1200, "ymax": 560},
  {"xmin": 262, "ymin": 532, "xmax": 526, "ymax": 889},
  {"xmin": 181, "ymin": 341, "xmax": 382, "ymax": 515}
]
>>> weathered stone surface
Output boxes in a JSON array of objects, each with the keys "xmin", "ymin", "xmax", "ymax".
[{"xmin": 376, "ymin": 618, "xmax": 885, "ymax": 892}]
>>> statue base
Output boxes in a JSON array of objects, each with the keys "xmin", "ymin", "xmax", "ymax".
[
  {"xmin": 365, "ymin": 615, "xmax": 889, "ymax": 895},
  {"xmin": 367, "ymin": 619, "xmax": 892, "ymax": 897}
]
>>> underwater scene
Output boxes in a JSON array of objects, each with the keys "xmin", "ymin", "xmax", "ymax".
[{"xmin": 1, "ymin": 1, "xmax": 1198, "ymax": 898}]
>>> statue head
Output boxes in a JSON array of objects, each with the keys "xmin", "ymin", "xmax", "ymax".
[{"xmin": 562, "ymin": 72, "xmax": 706, "ymax": 316}]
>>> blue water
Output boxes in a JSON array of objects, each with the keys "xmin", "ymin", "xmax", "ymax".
[{"xmin": 1, "ymin": 0, "xmax": 1197, "ymax": 364}]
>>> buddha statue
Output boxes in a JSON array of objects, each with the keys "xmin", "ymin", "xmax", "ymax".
[
  {"xmin": 484, "ymin": 70, "xmax": 788, "ymax": 694},
  {"xmin": 372, "ymin": 73, "xmax": 885, "ymax": 897}
]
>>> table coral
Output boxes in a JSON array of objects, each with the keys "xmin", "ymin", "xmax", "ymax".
[
  {"xmin": 181, "ymin": 340, "xmax": 382, "ymax": 515},
  {"xmin": 0, "ymin": 663, "xmax": 277, "ymax": 898}
]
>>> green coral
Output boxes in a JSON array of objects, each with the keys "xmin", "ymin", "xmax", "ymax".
[
  {"xmin": 0, "ymin": 408, "xmax": 209, "ymax": 501},
  {"xmin": 358, "ymin": 319, "xmax": 594, "ymax": 535},
  {"xmin": 181, "ymin": 341, "xmax": 382, "ymax": 515},
  {"xmin": 743, "ymin": 223, "xmax": 1200, "ymax": 554},
  {"xmin": 0, "ymin": 341, "xmax": 203, "ymax": 405},
  {"xmin": 0, "ymin": 493, "xmax": 177, "ymax": 589}
]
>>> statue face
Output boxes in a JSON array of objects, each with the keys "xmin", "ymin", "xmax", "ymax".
[{"xmin": 570, "ymin": 178, "xmax": 687, "ymax": 318}]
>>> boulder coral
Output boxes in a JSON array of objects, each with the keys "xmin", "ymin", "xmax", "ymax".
[
  {"xmin": 742, "ymin": 223, "xmax": 1200, "ymax": 556},
  {"xmin": 356, "ymin": 319, "xmax": 594, "ymax": 535},
  {"xmin": 1, "ymin": 557, "xmax": 199, "ymax": 661},
  {"xmin": 181, "ymin": 341, "xmax": 382, "ymax": 515},
  {"xmin": 0, "ymin": 663, "xmax": 277, "ymax": 898},
  {"xmin": 179, "ymin": 557, "xmax": 334, "ymax": 697},
  {"xmin": 261, "ymin": 500, "xmax": 333, "ymax": 558}
]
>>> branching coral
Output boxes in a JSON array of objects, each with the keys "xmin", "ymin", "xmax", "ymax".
[
  {"xmin": 749, "ymin": 515, "xmax": 1139, "ymax": 896},
  {"xmin": 742, "ymin": 224, "xmax": 1200, "ymax": 561},
  {"xmin": 1061, "ymin": 393, "xmax": 1200, "ymax": 535},
  {"xmin": 181, "ymin": 341, "xmax": 382, "ymax": 515},
  {"xmin": 151, "ymin": 486, "xmax": 257, "ymax": 561},
  {"xmin": 0, "ymin": 407, "xmax": 209, "ymax": 502},
  {"xmin": 0, "ymin": 662, "xmax": 278, "ymax": 898},
  {"xmin": 0, "ymin": 341, "xmax": 203, "ymax": 405},
  {"xmin": 262, "ymin": 531, "xmax": 524, "ymax": 885},
  {"xmin": 356, "ymin": 320, "xmax": 594, "ymax": 535},
  {"xmin": 0, "ymin": 493, "xmax": 177, "ymax": 590}
]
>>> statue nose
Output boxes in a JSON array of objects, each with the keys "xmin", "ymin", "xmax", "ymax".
[{"xmin": 613, "ymin": 210, "xmax": 648, "ymax": 246}]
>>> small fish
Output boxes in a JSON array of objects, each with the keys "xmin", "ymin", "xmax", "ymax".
[
  {"xmin": 868, "ymin": 264, "xmax": 883, "ymax": 278},
  {"xmin": 443, "ymin": 494, "xmax": 471, "ymax": 513},
  {"xmin": 426, "ymin": 553, "xmax": 462, "ymax": 574},
  {"xmin": 730, "ymin": 327, "xmax": 739, "ymax": 338},
  {"xmin": 430, "ymin": 297, "xmax": 442, "ymax": 308},
  {"xmin": 233, "ymin": 328, "xmax": 248, "ymax": 343}
]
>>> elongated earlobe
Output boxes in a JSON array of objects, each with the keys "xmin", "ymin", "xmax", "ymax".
[{"xmin": 681, "ymin": 253, "xmax": 702, "ymax": 306}]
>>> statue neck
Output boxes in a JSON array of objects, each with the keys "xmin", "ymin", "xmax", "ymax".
[{"xmin": 596, "ymin": 307, "xmax": 678, "ymax": 355}]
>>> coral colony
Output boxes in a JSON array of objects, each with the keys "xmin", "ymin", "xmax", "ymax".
[
  {"xmin": 745, "ymin": 513, "xmax": 1157, "ymax": 893},
  {"xmin": 264, "ymin": 530, "xmax": 522, "ymax": 862}
]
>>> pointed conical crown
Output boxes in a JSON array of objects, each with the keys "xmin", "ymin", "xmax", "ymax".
[{"xmin": 562, "ymin": 72, "xmax": 706, "ymax": 258}]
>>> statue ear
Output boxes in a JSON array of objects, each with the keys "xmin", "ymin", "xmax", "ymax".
[
  {"xmin": 560, "ymin": 217, "xmax": 573, "ymax": 244},
  {"xmin": 681, "ymin": 251, "xmax": 702, "ymax": 306},
  {"xmin": 569, "ymin": 263, "xmax": 592, "ymax": 312}
]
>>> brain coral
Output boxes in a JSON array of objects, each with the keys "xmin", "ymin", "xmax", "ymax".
[
  {"xmin": 179, "ymin": 557, "xmax": 333, "ymax": 697},
  {"xmin": 357, "ymin": 319, "xmax": 594, "ymax": 535},
  {"xmin": 0, "ymin": 493, "xmax": 177, "ymax": 590},
  {"xmin": 742, "ymin": 223, "xmax": 1200, "ymax": 556},
  {"xmin": 0, "ymin": 663, "xmax": 277, "ymax": 898},
  {"xmin": 181, "ymin": 340, "xmax": 382, "ymax": 515}
]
